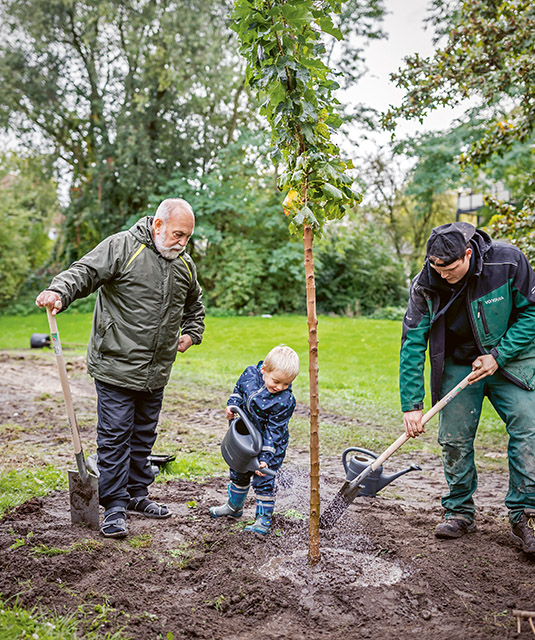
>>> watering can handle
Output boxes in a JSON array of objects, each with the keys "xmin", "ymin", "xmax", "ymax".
[
  {"xmin": 257, "ymin": 467, "xmax": 277, "ymax": 478},
  {"xmin": 342, "ymin": 447, "xmax": 377, "ymax": 474},
  {"xmin": 228, "ymin": 405, "xmax": 247, "ymax": 421}
]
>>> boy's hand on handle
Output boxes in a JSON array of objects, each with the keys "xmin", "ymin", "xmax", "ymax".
[
  {"xmin": 468, "ymin": 354, "xmax": 498, "ymax": 384},
  {"xmin": 225, "ymin": 406, "xmax": 235, "ymax": 420},
  {"xmin": 35, "ymin": 291, "xmax": 62, "ymax": 315},
  {"xmin": 255, "ymin": 461, "xmax": 268, "ymax": 477},
  {"xmin": 403, "ymin": 409, "xmax": 425, "ymax": 439}
]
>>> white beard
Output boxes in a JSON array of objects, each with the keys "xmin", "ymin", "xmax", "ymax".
[{"xmin": 154, "ymin": 233, "xmax": 186, "ymax": 260}]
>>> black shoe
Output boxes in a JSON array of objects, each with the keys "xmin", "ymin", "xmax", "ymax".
[
  {"xmin": 435, "ymin": 517, "xmax": 476, "ymax": 539},
  {"xmin": 127, "ymin": 496, "xmax": 171, "ymax": 519},
  {"xmin": 100, "ymin": 509, "xmax": 128, "ymax": 538},
  {"xmin": 510, "ymin": 510, "xmax": 535, "ymax": 555}
]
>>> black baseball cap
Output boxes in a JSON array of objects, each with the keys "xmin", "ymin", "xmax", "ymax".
[{"xmin": 426, "ymin": 222, "xmax": 476, "ymax": 266}]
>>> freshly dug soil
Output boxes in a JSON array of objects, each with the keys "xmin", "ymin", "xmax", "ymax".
[{"xmin": 1, "ymin": 350, "xmax": 533, "ymax": 639}]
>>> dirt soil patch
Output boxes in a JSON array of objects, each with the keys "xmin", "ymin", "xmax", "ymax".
[{"xmin": 1, "ymin": 350, "xmax": 534, "ymax": 639}]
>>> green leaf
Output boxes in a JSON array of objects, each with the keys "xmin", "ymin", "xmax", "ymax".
[
  {"xmin": 301, "ymin": 123, "xmax": 315, "ymax": 144},
  {"xmin": 282, "ymin": 5, "xmax": 313, "ymax": 29},
  {"xmin": 295, "ymin": 205, "xmax": 318, "ymax": 227},
  {"xmin": 301, "ymin": 57, "xmax": 330, "ymax": 73},
  {"xmin": 323, "ymin": 183, "xmax": 344, "ymax": 200},
  {"xmin": 268, "ymin": 82, "xmax": 287, "ymax": 108},
  {"xmin": 293, "ymin": 209, "xmax": 306, "ymax": 225},
  {"xmin": 301, "ymin": 101, "xmax": 318, "ymax": 121},
  {"xmin": 318, "ymin": 16, "xmax": 343, "ymax": 40},
  {"xmin": 295, "ymin": 67, "xmax": 311, "ymax": 84}
]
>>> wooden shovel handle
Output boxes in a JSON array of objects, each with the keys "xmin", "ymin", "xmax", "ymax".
[
  {"xmin": 46, "ymin": 308, "xmax": 83, "ymax": 455},
  {"xmin": 368, "ymin": 372, "xmax": 473, "ymax": 473}
]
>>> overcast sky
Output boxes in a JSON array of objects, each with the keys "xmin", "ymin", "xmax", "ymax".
[
  {"xmin": 353, "ymin": 0, "xmax": 466, "ymax": 143},
  {"xmin": 359, "ymin": 1, "xmax": 435, "ymax": 115}
]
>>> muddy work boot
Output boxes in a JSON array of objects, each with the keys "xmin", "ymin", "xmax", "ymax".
[
  {"xmin": 435, "ymin": 517, "xmax": 476, "ymax": 539},
  {"xmin": 510, "ymin": 509, "xmax": 535, "ymax": 555},
  {"xmin": 209, "ymin": 482, "xmax": 250, "ymax": 518},
  {"xmin": 244, "ymin": 497, "xmax": 275, "ymax": 535}
]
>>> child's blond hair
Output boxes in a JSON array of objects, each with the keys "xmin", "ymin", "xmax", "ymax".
[{"xmin": 263, "ymin": 345, "xmax": 300, "ymax": 379}]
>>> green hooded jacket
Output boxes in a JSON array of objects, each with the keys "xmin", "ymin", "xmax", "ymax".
[
  {"xmin": 400, "ymin": 230, "xmax": 535, "ymax": 411},
  {"xmin": 48, "ymin": 216, "xmax": 205, "ymax": 391}
]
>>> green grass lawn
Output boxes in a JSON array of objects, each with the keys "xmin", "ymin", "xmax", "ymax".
[
  {"xmin": 1, "ymin": 312, "xmax": 406, "ymax": 418},
  {"xmin": 174, "ymin": 314, "xmax": 406, "ymax": 420},
  {"xmin": 1, "ymin": 311, "xmax": 506, "ymax": 438},
  {"xmin": 0, "ymin": 312, "xmax": 92, "ymax": 350}
]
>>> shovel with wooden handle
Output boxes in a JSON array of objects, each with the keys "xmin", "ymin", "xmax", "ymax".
[
  {"xmin": 319, "ymin": 372, "xmax": 473, "ymax": 530},
  {"xmin": 46, "ymin": 307, "xmax": 100, "ymax": 530}
]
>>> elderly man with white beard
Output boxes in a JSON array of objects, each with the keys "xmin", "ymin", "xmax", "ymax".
[{"xmin": 36, "ymin": 198, "xmax": 205, "ymax": 538}]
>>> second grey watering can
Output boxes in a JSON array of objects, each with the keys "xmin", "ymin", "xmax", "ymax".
[
  {"xmin": 342, "ymin": 447, "xmax": 421, "ymax": 497},
  {"xmin": 221, "ymin": 405, "xmax": 277, "ymax": 477},
  {"xmin": 30, "ymin": 333, "xmax": 51, "ymax": 348}
]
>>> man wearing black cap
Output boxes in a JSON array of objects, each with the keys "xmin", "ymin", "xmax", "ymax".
[{"xmin": 400, "ymin": 221, "xmax": 535, "ymax": 556}]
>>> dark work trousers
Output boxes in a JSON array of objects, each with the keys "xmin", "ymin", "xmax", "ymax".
[
  {"xmin": 439, "ymin": 359, "xmax": 535, "ymax": 524},
  {"xmin": 95, "ymin": 379, "xmax": 165, "ymax": 510}
]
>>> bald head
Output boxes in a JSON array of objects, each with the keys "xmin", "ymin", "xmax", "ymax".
[
  {"xmin": 152, "ymin": 198, "xmax": 195, "ymax": 260},
  {"xmin": 154, "ymin": 198, "xmax": 194, "ymax": 224}
]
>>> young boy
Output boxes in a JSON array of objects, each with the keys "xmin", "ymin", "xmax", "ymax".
[{"xmin": 209, "ymin": 345, "xmax": 300, "ymax": 534}]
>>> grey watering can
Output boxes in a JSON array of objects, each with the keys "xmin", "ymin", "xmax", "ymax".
[
  {"xmin": 221, "ymin": 405, "xmax": 277, "ymax": 477},
  {"xmin": 30, "ymin": 333, "xmax": 51, "ymax": 348},
  {"xmin": 342, "ymin": 447, "xmax": 421, "ymax": 497}
]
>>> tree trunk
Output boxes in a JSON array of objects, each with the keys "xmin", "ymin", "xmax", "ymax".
[{"xmin": 304, "ymin": 223, "xmax": 320, "ymax": 565}]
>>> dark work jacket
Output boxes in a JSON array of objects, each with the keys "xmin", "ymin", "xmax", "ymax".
[
  {"xmin": 48, "ymin": 217, "xmax": 205, "ymax": 391},
  {"xmin": 400, "ymin": 229, "xmax": 535, "ymax": 411}
]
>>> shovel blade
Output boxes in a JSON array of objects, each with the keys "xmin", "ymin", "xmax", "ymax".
[
  {"xmin": 68, "ymin": 470, "xmax": 100, "ymax": 530},
  {"xmin": 319, "ymin": 480, "xmax": 363, "ymax": 530}
]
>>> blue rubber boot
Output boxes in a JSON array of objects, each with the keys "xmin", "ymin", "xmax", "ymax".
[
  {"xmin": 209, "ymin": 482, "xmax": 250, "ymax": 518},
  {"xmin": 244, "ymin": 497, "xmax": 275, "ymax": 534}
]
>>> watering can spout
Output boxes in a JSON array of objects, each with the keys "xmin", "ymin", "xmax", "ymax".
[{"xmin": 376, "ymin": 463, "xmax": 422, "ymax": 492}]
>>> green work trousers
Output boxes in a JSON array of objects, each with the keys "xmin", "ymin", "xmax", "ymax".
[{"xmin": 438, "ymin": 359, "xmax": 535, "ymax": 524}]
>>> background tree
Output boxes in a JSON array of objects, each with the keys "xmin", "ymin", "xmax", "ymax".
[
  {"xmin": 0, "ymin": 153, "xmax": 59, "ymax": 305},
  {"xmin": 360, "ymin": 151, "xmax": 410, "ymax": 263},
  {"xmin": 383, "ymin": 0, "xmax": 535, "ymax": 249},
  {"xmin": 384, "ymin": 0, "xmax": 535, "ymax": 166},
  {"xmin": 485, "ymin": 194, "xmax": 535, "ymax": 264},
  {"xmin": 0, "ymin": 0, "xmax": 394, "ymax": 318},
  {"xmin": 395, "ymin": 124, "xmax": 477, "ymax": 275},
  {"xmin": 314, "ymin": 211, "xmax": 407, "ymax": 315},
  {"xmin": 483, "ymin": 139, "xmax": 535, "ymax": 260},
  {"xmin": 0, "ymin": 0, "xmax": 251, "ymax": 262},
  {"xmin": 153, "ymin": 132, "xmax": 307, "ymax": 315},
  {"xmin": 232, "ymin": 0, "xmax": 361, "ymax": 563},
  {"xmin": 361, "ymin": 122, "xmax": 481, "ymax": 277}
]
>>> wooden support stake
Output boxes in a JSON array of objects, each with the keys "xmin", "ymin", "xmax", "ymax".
[{"xmin": 512, "ymin": 610, "xmax": 535, "ymax": 635}]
